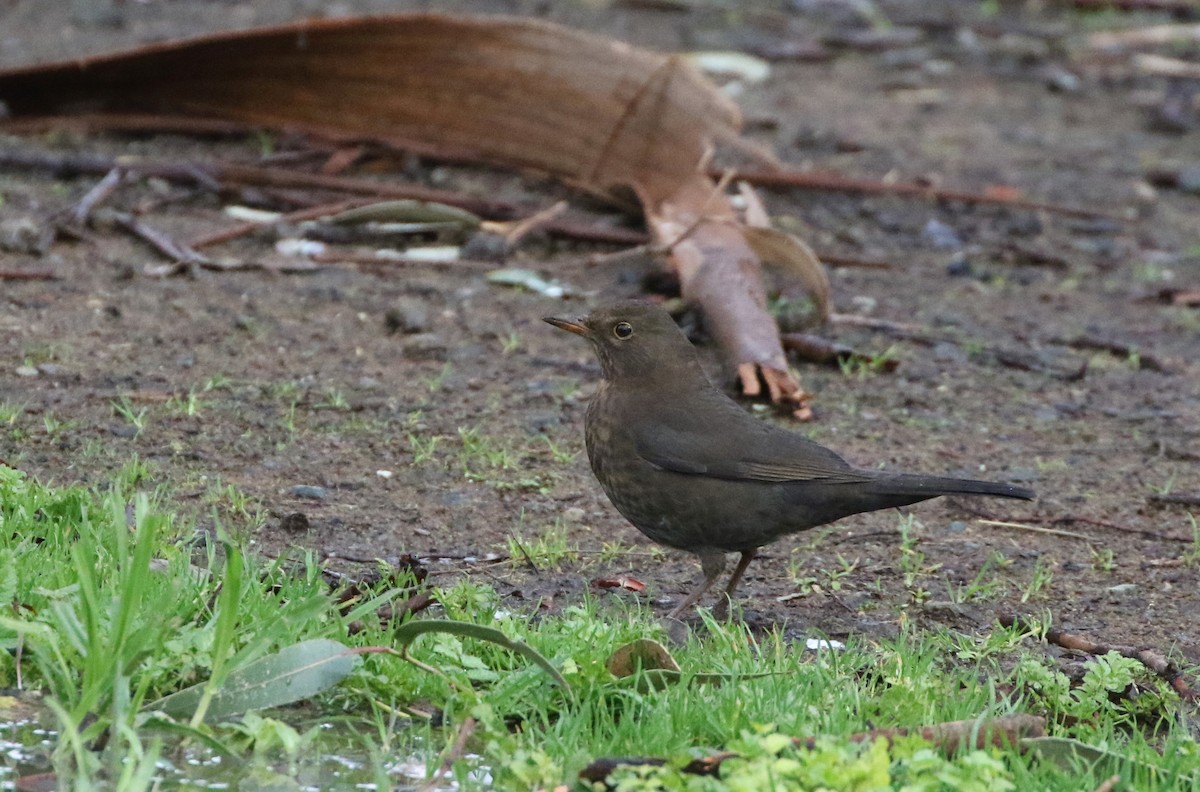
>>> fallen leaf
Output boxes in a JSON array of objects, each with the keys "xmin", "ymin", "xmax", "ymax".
[{"xmin": 592, "ymin": 575, "xmax": 647, "ymax": 593}]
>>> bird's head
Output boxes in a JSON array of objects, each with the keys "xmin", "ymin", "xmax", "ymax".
[{"xmin": 544, "ymin": 300, "xmax": 698, "ymax": 383}]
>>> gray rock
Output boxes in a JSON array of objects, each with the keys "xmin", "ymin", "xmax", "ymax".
[
  {"xmin": 290, "ymin": 485, "xmax": 329, "ymax": 500},
  {"xmin": 922, "ymin": 218, "xmax": 963, "ymax": 250},
  {"xmin": 385, "ymin": 299, "xmax": 431, "ymax": 334}
]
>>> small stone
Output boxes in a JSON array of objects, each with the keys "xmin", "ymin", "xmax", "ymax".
[
  {"xmin": 933, "ymin": 342, "xmax": 967, "ymax": 363},
  {"xmin": 1107, "ymin": 583, "xmax": 1138, "ymax": 599},
  {"xmin": 37, "ymin": 363, "xmax": 65, "ymax": 377},
  {"xmin": 401, "ymin": 333, "xmax": 447, "ymax": 361},
  {"xmin": 563, "ymin": 507, "xmax": 587, "ymax": 524},
  {"xmin": 945, "ymin": 254, "xmax": 973, "ymax": 277},
  {"xmin": 110, "ymin": 424, "xmax": 138, "ymax": 438},
  {"xmin": 1175, "ymin": 165, "xmax": 1200, "ymax": 195},
  {"xmin": 280, "ymin": 512, "xmax": 310, "ymax": 533},
  {"xmin": 922, "ymin": 218, "xmax": 963, "ymax": 250},
  {"xmin": 290, "ymin": 485, "xmax": 329, "ymax": 500},
  {"xmin": 15, "ymin": 365, "xmax": 38, "ymax": 378},
  {"xmin": 1044, "ymin": 65, "xmax": 1081, "ymax": 93},
  {"xmin": 947, "ymin": 521, "xmax": 967, "ymax": 534},
  {"xmin": 461, "ymin": 231, "xmax": 510, "ymax": 262},
  {"xmin": 376, "ymin": 469, "xmax": 394, "ymax": 479},
  {"xmin": 384, "ymin": 299, "xmax": 430, "ymax": 334},
  {"xmin": 0, "ymin": 217, "xmax": 46, "ymax": 254}
]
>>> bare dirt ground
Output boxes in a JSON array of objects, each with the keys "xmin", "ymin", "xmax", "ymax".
[{"xmin": 1, "ymin": 0, "xmax": 1198, "ymax": 665}]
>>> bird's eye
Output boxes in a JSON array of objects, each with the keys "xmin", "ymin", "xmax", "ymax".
[{"xmin": 613, "ymin": 321, "xmax": 633, "ymax": 339}]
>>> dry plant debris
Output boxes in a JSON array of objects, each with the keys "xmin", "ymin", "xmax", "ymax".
[{"xmin": 0, "ymin": 13, "xmax": 824, "ymax": 413}]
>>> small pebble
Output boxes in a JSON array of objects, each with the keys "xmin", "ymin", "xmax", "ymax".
[
  {"xmin": 280, "ymin": 512, "xmax": 310, "ymax": 533},
  {"xmin": 290, "ymin": 485, "xmax": 329, "ymax": 500},
  {"xmin": 947, "ymin": 521, "xmax": 968, "ymax": 534},
  {"xmin": 922, "ymin": 218, "xmax": 963, "ymax": 250},
  {"xmin": 0, "ymin": 217, "xmax": 46, "ymax": 254},
  {"xmin": 15, "ymin": 365, "xmax": 38, "ymax": 378},
  {"xmin": 563, "ymin": 507, "xmax": 587, "ymax": 524},
  {"xmin": 1106, "ymin": 583, "xmax": 1138, "ymax": 599},
  {"xmin": 933, "ymin": 342, "xmax": 967, "ymax": 363},
  {"xmin": 945, "ymin": 254, "xmax": 973, "ymax": 277},
  {"xmin": 401, "ymin": 333, "xmax": 447, "ymax": 361},
  {"xmin": 1175, "ymin": 165, "xmax": 1200, "ymax": 195},
  {"xmin": 384, "ymin": 299, "xmax": 430, "ymax": 335},
  {"xmin": 377, "ymin": 469, "xmax": 394, "ymax": 479},
  {"xmin": 1043, "ymin": 65, "xmax": 1081, "ymax": 93}
]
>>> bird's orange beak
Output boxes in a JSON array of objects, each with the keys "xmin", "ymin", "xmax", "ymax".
[{"xmin": 543, "ymin": 316, "xmax": 590, "ymax": 337}]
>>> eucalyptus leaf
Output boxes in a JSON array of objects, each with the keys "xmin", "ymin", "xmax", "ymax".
[{"xmin": 149, "ymin": 638, "xmax": 356, "ymax": 722}]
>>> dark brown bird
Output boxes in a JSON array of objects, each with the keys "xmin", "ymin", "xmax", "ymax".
[{"xmin": 546, "ymin": 300, "xmax": 1035, "ymax": 619}]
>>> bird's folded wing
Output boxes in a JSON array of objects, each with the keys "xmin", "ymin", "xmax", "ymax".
[{"xmin": 635, "ymin": 423, "xmax": 874, "ymax": 484}]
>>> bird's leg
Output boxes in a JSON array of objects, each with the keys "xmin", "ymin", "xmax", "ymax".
[
  {"xmin": 712, "ymin": 548, "xmax": 757, "ymax": 619},
  {"xmin": 665, "ymin": 550, "xmax": 726, "ymax": 619}
]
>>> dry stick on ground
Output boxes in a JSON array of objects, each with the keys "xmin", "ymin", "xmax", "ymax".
[
  {"xmin": 110, "ymin": 212, "xmax": 210, "ymax": 265},
  {"xmin": 830, "ymin": 314, "xmax": 1089, "ymax": 381},
  {"xmin": 0, "ymin": 147, "xmax": 518, "ymax": 218},
  {"xmin": 188, "ymin": 197, "xmax": 379, "ymax": 249},
  {"xmin": 957, "ymin": 502, "xmax": 1196, "ymax": 545},
  {"xmin": 721, "ymin": 168, "xmax": 1125, "ymax": 221},
  {"xmin": 0, "ymin": 270, "xmax": 59, "ymax": 281},
  {"xmin": 0, "ymin": 146, "xmax": 647, "ymax": 249},
  {"xmin": 1149, "ymin": 492, "xmax": 1200, "ymax": 507},
  {"xmin": 999, "ymin": 614, "xmax": 1200, "ymax": 702},
  {"xmin": 1072, "ymin": 0, "xmax": 1200, "ymax": 13},
  {"xmin": 70, "ymin": 167, "xmax": 126, "ymax": 225},
  {"xmin": 578, "ymin": 715, "xmax": 1046, "ymax": 784},
  {"xmin": 782, "ymin": 332, "xmax": 900, "ymax": 371},
  {"xmin": 1057, "ymin": 334, "xmax": 1172, "ymax": 374}
]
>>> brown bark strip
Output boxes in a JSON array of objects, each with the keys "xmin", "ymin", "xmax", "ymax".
[
  {"xmin": 1057, "ymin": 333, "xmax": 1172, "ymax": 373},
  {"xmin": 723, "ymin": 167, "xmax": 1123, "ymax": 221},
  {"xmin": 0, "ymin": 270, "xmax": 58, "ymax": 281},
  {"xmin": 999, "ymin": 614, "xmax": 1199, "ymax": 702},
  {"xmin": 578, "ymin": 715, "xmax": 1045, "ymax": 784}
]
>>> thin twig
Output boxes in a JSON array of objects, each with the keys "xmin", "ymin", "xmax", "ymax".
[
  {"xmin": 111, "ymin": 212, "xmax": 210, "ymax": 264},
  {"xmin": 976, "ymin": 519, "xmax": 1098, "ymax": 542},
  {"xmin": 188, "ymin": 197, "xmax": 377, "ymax": 249},
  {"xmin": 417, "ymin": 716, "xmax": 478, "ymax": 792},
  {"xmin": 1149, "ymin": 492, "xmax": 1200, "ymax": 507},
  {"xmin": 1000, "ymin": 614, "xmax": 1199, "ymax": 702},
  {"xmin": 722, "ymin": 167, "xmax": 1124, "ymax": 221},
  {"xmin": 71, "ymin": 167, "xmax": 126, "ymax": 225},
  {"xmin": 498, "ymin": 200, "xmax": 568, "ymax": 246},
  {"xmin": 0, "ymin": 269, "xmax": 58, "ymax": 281}
]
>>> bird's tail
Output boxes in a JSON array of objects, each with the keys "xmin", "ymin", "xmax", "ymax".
[{"xmin": 865, "ymin": 473, "xmax": 1035, "ymax": 501}]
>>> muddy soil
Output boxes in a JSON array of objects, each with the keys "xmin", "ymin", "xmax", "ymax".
[{"xmin": 1, "ymin": 1, "xmax": 1198, "ymax": 661}]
